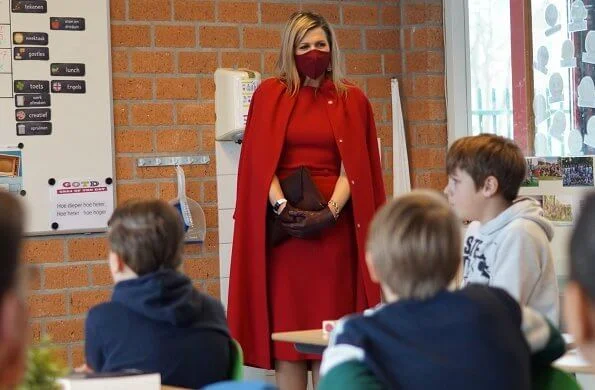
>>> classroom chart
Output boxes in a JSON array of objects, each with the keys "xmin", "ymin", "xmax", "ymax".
[{"xmin": 0, "ymin": 0, "xmax": 114, "ymax": 235}]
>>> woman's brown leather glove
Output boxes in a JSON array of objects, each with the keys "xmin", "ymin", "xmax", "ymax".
[
  {"xmin": 281, "ymin": 207, "xmax": 336, "ymax": 238},
  {"xmin": 277, "ymin": 203, "xmax": 305, "ymax": 224}
]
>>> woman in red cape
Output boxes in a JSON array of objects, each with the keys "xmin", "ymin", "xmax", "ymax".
[{"xmin": 227, "ymin": 11, "xmax": 386, "ymax": 390}]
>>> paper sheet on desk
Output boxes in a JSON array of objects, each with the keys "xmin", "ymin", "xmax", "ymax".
[{"xmin": 555, "ymin": 349, "xmax": 591, "ymax": 368}]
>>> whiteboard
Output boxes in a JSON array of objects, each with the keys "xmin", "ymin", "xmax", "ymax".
[{"xmin": 0, "ymin": 0, "xmax": 115, "ymax": 235}]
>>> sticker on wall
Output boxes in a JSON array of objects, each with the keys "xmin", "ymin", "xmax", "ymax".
[
  {"xmin": 534, "ymin": 132, "xmax": 551, "ymax": 156},
  {"xmin": 561, "ymin": 40, "xmax": 577, "ymax": 68},
  {"xmin": 534, "ymin": 46, "xmax": 549, "ymax": 74},
  {"xmin": 578, "ymin": 76, "xmax": 595, "ymax": 108},
  {"xmin": 536, "ymin": 195, "xmax": 579, "ymax": 225},
  {"xmin": 548, "ymin": 73, "xmax": 564, "ymax": 103},
  {"xmin": 534, "ymin": 94, "xmax": 549, "ymax": 124},
  {"xmin": 13, "ymin": 47, "xmax": 49, "ymax": 61},
  {"xmin": 12, "ymin": 32, "xmax": 48, "ymax": 46},
  {"xmin": 522, "ymin": 158, "xmax": 540, "ymax": 187},
  {"xmin": 548, "ymin": 111, "xmax": 566, "ymax": 140},
  {"xmin": 50, "ymin": 17, "xmax": 85, "ymax": 31},
  {"xmin": 561, "ymin": 157, "xmax": 594, "ymax": 187},
  {"xmin": 12, "ymin": 1, "xmax": 47, "ymax": 14},
  {"xmin": 530, "ymin": 157, "xmax": 562, "ymax": 180},
  {"xmin": 567, "ymin": 129, "xmax": 584, "ymax": 155},
  {"xmin": 544, "ymin": 4, "xmax": 561, "ymax": 36},
  {"xmin": 585, "ymin": 117, "xmax": 595, "ymax": 148},
  {"xmin": 583, "ymin": 31, "xmax": 595, "ymax": 64},
  {"xmin": 569, "ymin": 0, "xmax": 588, "ymax": 32},
  {"xmin": 16, "ymin": 122, "xmax": 52, "ymax": 136},
  {"xmin": 0, "ymin": 147, "xmax": 23, "ymax": 195}
]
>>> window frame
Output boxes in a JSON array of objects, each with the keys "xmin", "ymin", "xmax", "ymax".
[{"xmin": 444, "ymin": 0, "xmax": 473, "ymax": 145}]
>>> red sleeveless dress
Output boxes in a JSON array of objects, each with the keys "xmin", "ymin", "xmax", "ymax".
[{"xmin": 268, "ymin": 85, "xmax": 362, "ymax": 361}]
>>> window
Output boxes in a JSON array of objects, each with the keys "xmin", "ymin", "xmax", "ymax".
[{"xmin": 446, "ymin": 0, "xmax": 591, "ymax": 158}]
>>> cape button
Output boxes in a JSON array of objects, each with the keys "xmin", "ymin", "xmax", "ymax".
[
  {"xmin": 357, "ymin": 223, "xmax": 361, "ymax": 229},
  {"xmin": 338, "ymin": 139, "xmax": 343, "ymax": 143},
  {"xmin": 328, "ymin": 100, "xmax": 333, "ymax": 104}
]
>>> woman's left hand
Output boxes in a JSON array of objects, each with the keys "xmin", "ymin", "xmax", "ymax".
[{"xmin": 281, "ymin": 207, "xmax": 336, "ymax": 238}]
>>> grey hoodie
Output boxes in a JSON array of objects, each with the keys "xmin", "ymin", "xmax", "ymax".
[{"xmin": 461, "ymin": 197, "xmax": 560, "ymax": 325}]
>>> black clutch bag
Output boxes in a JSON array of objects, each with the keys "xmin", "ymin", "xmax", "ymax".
[{"xmin": 267, "ymin": 166, "xmax": 326, "ymax": 246}]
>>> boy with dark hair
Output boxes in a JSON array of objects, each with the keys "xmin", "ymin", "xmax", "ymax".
[
  {"xmin": 0, "ymin": 192, "xmax": 27, "ymax": 387},
  {"xmin": 566, "ymin": 192, "xmax": 595, "ymax": 362},
  {"xmin": 445, "ymin": 134, "xmax": 559, "ymax": 324},
  {"xmin": 319, "ymin": 190, "xmax": 565, "ymax": 390},
  {"xmin": 84, "ymin": 200, "xmax": 231, "ymax": 389}
]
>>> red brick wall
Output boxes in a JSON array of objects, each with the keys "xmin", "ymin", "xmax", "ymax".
[
  {"xmin": 400, "ymin": 0, "xmax": 446, "ymax": 190},
  {"xmin": 24, "ymin": 0, "xmax": 446, "ymax": 367}
]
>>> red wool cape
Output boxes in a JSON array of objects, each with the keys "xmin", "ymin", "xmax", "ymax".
[{"xmin": 227, "ymin": 78, "xmax": 386, "ymax": 369}]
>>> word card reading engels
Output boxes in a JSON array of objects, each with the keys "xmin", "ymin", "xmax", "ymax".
[{"xmin": 0, "ymin": 0, "xmax": 114, "ymax": 235}]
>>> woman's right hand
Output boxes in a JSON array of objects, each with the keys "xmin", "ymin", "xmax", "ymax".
[{"xmin": 278, "ymin": 202, "xmax": 305, "ymax": 224}]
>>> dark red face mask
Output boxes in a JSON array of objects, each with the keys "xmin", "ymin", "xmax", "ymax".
[{"xmin": 295, "ymin": 49, "xmax": 331, "ymax": 80}]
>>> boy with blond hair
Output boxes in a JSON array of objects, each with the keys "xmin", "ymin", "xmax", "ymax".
[
  {"xmin": 319, "ymin": 191, "xmax": 564, "ymax": 390},
  {"xmin": 444, "ymin": 134, "xmax": 559, "ymax": 324}
]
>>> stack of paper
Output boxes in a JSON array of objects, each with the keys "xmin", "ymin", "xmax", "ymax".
[{"xmin": 58, "ymin": 371, "xmax": 161, "ymax": 390}]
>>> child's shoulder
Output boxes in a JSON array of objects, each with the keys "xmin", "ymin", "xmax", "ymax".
[
  {"xmin": 86, "ymin": 301, "xmax": 126, "ymax": 326},
  {"xmin": 500, "ymin": 217, "xmax": 551, "ymax": 245},
  {"xmin": 330, "ymin": 307, "xmax": 384, "ymax": 344}
]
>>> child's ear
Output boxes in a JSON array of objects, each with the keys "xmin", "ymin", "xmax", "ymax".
[
  {"xmin": 480, "ymin": 176, "xmax": 499, "ymax": 198},
  {"xmin": 564, "ymin": 281, "xmax": 595, "ymax": 346},
  {"xmin": 365, "ymin": 252, "xmax": 379, "ymax": 284},
  {"xmin": 108, "ymin": 252, "xmax": 126, "ymax": 273}
]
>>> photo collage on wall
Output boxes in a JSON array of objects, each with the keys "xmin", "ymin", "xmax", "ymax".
[
  {"xmin": 522, "ymin": 155, "xmax": 594, "ymax": 224},
  {"xmin": 523, "ymin": 156, "xmax": 594, "ymax": 187}
]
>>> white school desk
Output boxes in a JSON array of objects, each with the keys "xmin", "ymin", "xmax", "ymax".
[{"xmin": 271, "ymin": 329, "xmax": 595, "ymax": 374}]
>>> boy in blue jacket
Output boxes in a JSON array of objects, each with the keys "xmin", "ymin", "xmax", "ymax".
[
  {"xmin": 566, "ymin": 192, "xmax": 595, "ymax": 363},
  {"xmin": 319, "ymin": 191, "xmax": 564, "ymax": 390},
  {"xmin": 84, "ymin": 200, "xmax": 231, "ymax": 389}
]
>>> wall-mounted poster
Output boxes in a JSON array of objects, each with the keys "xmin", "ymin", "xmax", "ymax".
[
  {"xmin": 0, "ymin": 147, "xmax": 22, "ymax": 194},
  {"xmin": 0, "ymin": 0, "xmax": 114, "ymax": 234}
]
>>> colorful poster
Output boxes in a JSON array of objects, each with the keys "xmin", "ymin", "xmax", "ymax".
[
  {"xmin": 561, "ymin": 157, "xmax": 594, "ymax": 187},
  {"xmin": 533, "ymin": 194, "xmax": 582, "ymax": 225},
  {"xmin": 0, "ymin": 148, "xmax": 22, "ymax": 194}
]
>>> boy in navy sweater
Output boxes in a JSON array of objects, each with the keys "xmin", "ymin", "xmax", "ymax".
[
  {"xmin": 319, "ymin": 191, "xmax": 564, "ymax": 390},
  {"xmin": 84, "ymin": 200, "xmax": 231, "ymax": 389}
]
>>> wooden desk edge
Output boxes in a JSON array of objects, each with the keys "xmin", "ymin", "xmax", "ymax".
[{"xmin": 271, "ymin": 330, "xmax": 328, "ymax": 346}]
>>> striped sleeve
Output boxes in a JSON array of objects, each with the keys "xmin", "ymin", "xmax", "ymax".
[{"xmin": 320, "ymin": 317, "xmax": 366, "ymax": 376}]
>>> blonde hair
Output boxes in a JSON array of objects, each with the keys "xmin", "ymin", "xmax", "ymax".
[
  {"xmin": 366, "ymin": 190, "xmax": 462, "ymax": 300},
  {"xmin": 276, "ymin": 11, "xmax": 347, "ymax": 95}
]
